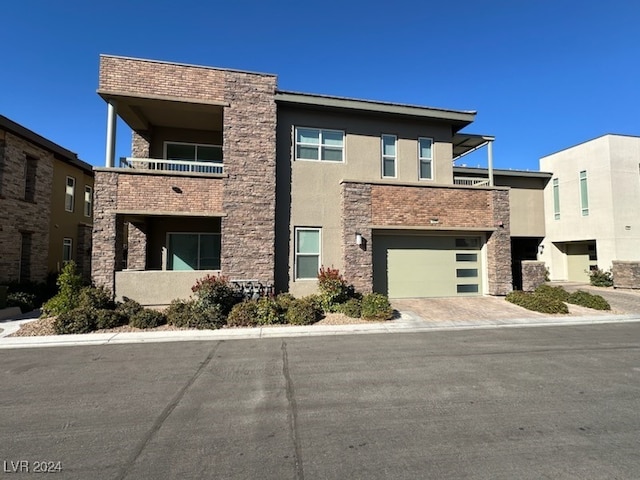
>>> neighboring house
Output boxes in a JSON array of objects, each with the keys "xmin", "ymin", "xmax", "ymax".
[
  {"xmin": 539, "ymin": 134, "xmax": 640, "ymax": 282},
  {"xmin": 92, "ymin": 55, "xmax": 547, "ymax": 304},
  {"xmin": 0, "ymin": 115, "xmax": 94, "ymax": 284}
]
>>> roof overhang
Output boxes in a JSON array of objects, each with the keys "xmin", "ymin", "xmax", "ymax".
[
  {"xmin": 452, "ymin": 133, "xmax": 495, "ymax": 160},
  {"xmin": 275, "ymin": 91, "xmax": 476, "ymax": 131},
  {"xmin": 98, "ymin": 90, "xmax": 228, "ymax": 132}
]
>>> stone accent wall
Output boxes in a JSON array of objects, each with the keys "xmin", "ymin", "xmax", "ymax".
[
  {"xmin": 612, "ymin": 260, "xmax": 640, "ymax": 289},
  {"xmin": 341, "ymin": 183, "xmax": 373, "ymax": 293},
  {"xmin": 127, "ymin": 221, "xmax": 147, "ymax": 270},
  {"xmin": 131, "ymin": 132, "xmax": 150, "ymax": 159},
  {"xmin": 521, "ymin": 260, "xmax": 546, "ymax": 292},
  {"xmin": 0, "ymin": 132, "xmax": 53, "ymax": 283},
  {"xmin": 76, "ymin": 223, "xmax": 93, "ymax": 281},
  {"xmin": 366, "ymin": 182, "xmax": 512, "ymax": 296}
]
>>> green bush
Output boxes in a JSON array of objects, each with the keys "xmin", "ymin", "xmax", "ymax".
[
  {"xmin": 534, "ymin": 284, "xmax": 570, "ymax": 302},
  {"xmin": 506, "ymin": 291, "xmax": 569, "ymax": 314},
  {"xmin": 339, "ymin": 298, "xmax": 362, "ymax": 318},
  {"xmin": 42, "ymin": 261, "xmax": 84, "ymax": 316},
  {"xmin": 53, "ymin": 308, "xmax": 96, "ymax": 334},
  {"xmin": 227, "ymin": 300, "xmax": 259, "ymax": 327},
  {"xmin": 129, "ymin": 308, "xmax": 166, "ymax": 329},
  {"xmin": 590, "ymin": 269, "xmax": 613, "ymax": 287},
  {"xmin": 115, "ymin": 297, "xmax": 143, "ymax": 320},
  {"xmin": 78, "ymin": 286, "xmax": 115, "ymax": 310},
  {"xmin": 360, "ymin": 293, "xmax": 393, "ymax": 321},
  {"xmin": 567, "ymin": 290, "xmax": 611, "ymax": 310},
  {"xmin": 95, "ymin": 309, "xmax": 127, "ymax": 329},
  {"xmin": 7, "ymin": 277, "xmax": 57, "ymax": 308},
  {"xmin": 7, "ymin": 292, "xmax": 37, "ymax": 313},
  {"xmin": 274, "ymin": 293, "xmax": 296, "ymax": 312},
  {"xmin": 165, "ymin": 299, "xmax": 224, "ymax": 329},
  {"xmin": 191, "ymin": 274, "xmax": 242, "ymax": 315},
  {"xmin": 317, "ymin": 266, "xmax": 349, "ymax": 312},
  {"xmin": 285, "ymin": 297, "xmax": 321, "ymax": 325},
  {"xmin": 256, "ymin": 297, "xmax": 284, "ymax": 325}
]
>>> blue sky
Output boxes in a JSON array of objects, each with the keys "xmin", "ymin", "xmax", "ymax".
[{"xmin": 1, "ymin": 0, "xmax": 639, "ymax": 170}]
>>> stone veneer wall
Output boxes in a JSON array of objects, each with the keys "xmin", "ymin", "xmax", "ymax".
[
  {"xmin": 612, "ymin": 260, "xmax": 640, "ymax": 289},
  {"xmin": 94, "ymin": 56, "xmax": 277, "ymax": 287},
  {"xmin": 76, "ymin": 223, "xmax": 93, "ymax": 281},
  {"xmin": 341, "ymin": 183, "xmax": 373, "ymax": 293},
  {"xmin": 0, "ymin": 131, "xmax": 54, "ymax": 283},
  {"xmin": 521, "ymin": 260, "xmax": 546, "ymax": 292},
  {"xmin": 352, "ymin": 182, "xmax": 513, "ymax": 296},
  {"xmin": 127, "ymin": 221, "xmax": 147, "ymax": 270}
]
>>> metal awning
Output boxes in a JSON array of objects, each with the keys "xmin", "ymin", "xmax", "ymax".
[{"xmin": 452, "ymin": 133, "xmax": 495, "ymax": 160}]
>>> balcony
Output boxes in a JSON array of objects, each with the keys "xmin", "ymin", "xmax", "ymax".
[
  {"xmin": 453, "ymin": 176, "xmax": 490, "ymax": 187},
  {"xmin": 120, "ymin": 157, "xmax": 224, "ymax": 175}
]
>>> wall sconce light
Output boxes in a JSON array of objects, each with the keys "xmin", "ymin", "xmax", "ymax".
[
  {"xmin": 355, "ymin": 232, "xmax": 363, "ymax": 245},
  {"xmin": 171, "ymin": 186, "xmax": 183, "ymax": 194},
  {"xmin": 430, "ymin": 218, "xmax": 439, "ymax": 224},
  {"xmin": 538, "ymin": 244, "xmax": 545, "ymax": 255}
]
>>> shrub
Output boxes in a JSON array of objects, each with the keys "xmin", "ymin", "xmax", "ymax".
[
  {"xmin": 506, "ymin": 291, "xmax": 569, "ymax": 314},
  {"xmin": 192, "ymin": 274, "xmax": 242, "ymax": 315},
  {"xmin": 302, "ymin": 294, "xmax": 323, "ymax": 313},
  {"xmin": 285, "ymin": 297, "xmax": 321, "ymax": 325},
  {"xmin": 590, "ymin": 269, "xmax": 613, "ymax": 287},
  {"xmin": 7, "ymin": 277, "xmax": 57, "ymax": 308},
  {"xmin": 256, "ymin": 297, "xmax": 284, "ymax": 325},
  {"xmin": 115, "ymin": 297, "xmax": 143, "ymax": 320},
  {"xmin": 78, "ymin": 286, "xmax": 115, "ymax": 310},
  {"xmin": 166, "ymin": 300, "xmax": 224, "ymax": 329},
  {"xmin": 567, "ymin": 290, "xmax": 611, "ymax": 310},
  {"xmin": 317, "ymin": 266, "xmax": 349, "ymax": 312},
  {"xmin": 274, "ymin": 293, "xmax": 296, "ymax": 312},
  {"xmin": 7, "ymin": 292, "xmax": 36, "ymax": 313},
  {"xmin": 534, "ymin": 284, "xmax": 570, "ymax": 302},
  {"xmin": 227, "ymin": 300, "xmax": 259, "ymax": 327},
  {"xmin": 53, "ymin": 308, "xmax": 96, "ymax": 334},
  {"xmin": 42, "ymin": 261, "xmax": 84, "ymax": 316},
  {"xmin": 95, "ymin": 309, "xmax": 127, "ymax": 330},
  {"xmin": 339, "ymin": 298, "xmax": 362, "ymax": 318},
  {"xmin": 129, "ymin": 308, "xmax": 166, "ymax": 329},
  {"xmin": 360, "ymin": 293, "xmax": 393, "ymax": 321}
]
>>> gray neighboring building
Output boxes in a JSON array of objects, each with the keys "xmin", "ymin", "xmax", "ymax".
[{"xmin": 539, "ymin": 134, "xmax": 640, "ymax": 282}]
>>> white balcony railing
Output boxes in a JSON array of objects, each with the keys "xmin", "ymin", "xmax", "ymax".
[
  {"xmin": 120, "ymin": 157, "xmax": 224, "ymax": 174},
  {"xmin": 453, "ymin": 176, "xmax": 490, "ymax": 187}
]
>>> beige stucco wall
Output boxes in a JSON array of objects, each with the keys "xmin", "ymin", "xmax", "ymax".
[
  {"xmin": 115, "ymin": 270, "xmax": 219, "ymax": 305},
  {"xmin": 539, "ymin": 135, "xmax": 640, "ymax": 280},
  {"xmin": 507, "ymin": 185, "xmax": 546, "ymax": 237},
  {"xmin": 276, "ymin": 107, "xmax": 455, "ymax": 296},
  {"xmin": 48, "ymin": 158, "xmax": 94, "ymax": 273}
]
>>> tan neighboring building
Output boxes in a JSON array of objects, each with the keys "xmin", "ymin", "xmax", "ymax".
[
  {"xmin": 540, "ymin": 134, "xmax": 640, "ymax": 282},
  {"xmin": 92, "ymin": 55, "xmax": 550, "ymax": 304},
  {"xmin": 0, "ymin": 115, "xmax": 93, "ymax": 284}
]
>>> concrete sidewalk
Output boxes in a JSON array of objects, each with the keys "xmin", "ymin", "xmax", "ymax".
[{"xmin": 1, "ymin": 305, "xmax": 639, "ymax": 349}]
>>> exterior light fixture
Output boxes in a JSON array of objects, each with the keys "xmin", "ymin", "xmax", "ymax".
[
  {"xmin": 171, "ymin": 186, "xmax": 182, "ymax": 193},
  {"xmin": 355, "ymin": 232, "xmax": 363, "ymax": 245}
]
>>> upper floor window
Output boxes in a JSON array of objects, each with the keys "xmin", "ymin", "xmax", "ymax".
[
  {"xmin": 579, "ymin": 170, "xmax": 589, "ymax": 216},
  {"xmin": 295, "ymin": 128, "xmax": 344, "ymax": 162},
  {"xmin": 24, "ymin": 156, "xmax": 38, "ymax": 202},
  {"xmin": 65, "ymin": 176, "xmax": 75, "ymax": 212},
  {"xmin": 164, "ymin": 142, "xmax": 223, "ymax": 163},
  {"xmin": 84, "ymin": 185, "xmax": 93, "ymax": 217},
  {"xmin": 418, "ymin": 137, "xmax": 433, "ymax": 180},
  {"xmin": 381, "ymin": 135, "xmax": 397, "ymax": 178},
  {"xmin": 552, "ymin": 178, "xmax": 560, "ymax": 220}
]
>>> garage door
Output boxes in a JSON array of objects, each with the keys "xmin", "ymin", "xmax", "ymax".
[{"xmin": 373, "ymin": 235, "xmax": 482, "ymax": 298}]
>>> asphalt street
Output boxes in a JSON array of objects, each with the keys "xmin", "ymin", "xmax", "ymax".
[{"xmin": 1, "ymin": 323, "xmax": 639, "ymax": 479}]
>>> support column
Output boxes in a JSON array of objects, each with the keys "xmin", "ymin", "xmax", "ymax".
[
  {"xmin": 487, "ymin": 138, "xmax": 494, "ymax": 187},
  {"xmin": 105, "ymin": 100, "xmax": 117, "ymax": 168}
]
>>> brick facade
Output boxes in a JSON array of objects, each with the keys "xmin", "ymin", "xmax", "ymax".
[
  {"xmin": 342, "ymin": 181, "xmax": 512, "ymax": 295},
  {"xmin": 521, "ymin": 260, "xmax": 547, "ymax": 292},
  {"xmin": 612, "ymin": 260, "xmax": 640, "ymax": 289},
  {"xmin": 0, "ymin": 132, "xmax": 53, "ymax": 283}
]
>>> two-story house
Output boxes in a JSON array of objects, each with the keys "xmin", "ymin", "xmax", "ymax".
[
  {"xmin": 0, "ymin": 115, "xmax": 94, "ymax": 284},
  {"xmin": 92, "ymin": 55, "xmax": 548, "ymax": 305}
]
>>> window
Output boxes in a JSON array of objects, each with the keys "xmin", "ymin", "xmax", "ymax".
[
  {"xmin": 381, "ymin": 135, "xmax": 397, "ymax": 178},
  {"xmin": 63, "ymin": 238, "xmax": 73, "ymax": 262},
  {"xmin": 84, "ymin": 186, "xmax": 93, "ymax": 217},
  {"xmin": 552, "ymin": 178, "xmax": 560, "ymax": 220},
  {"xmin": 295, "ymin": 128, "xmax": 344, "ymax": 162},
  {"xmin": 418, "ymin": 137, "xmax": 433, "ymax": 180},
  {"xmin": 167, "ymin": 233, "xmax": 221, "ymax": 271},
  {"xmin": 165, "ymin": 142, "xmax": 223, "ymax": 163},
  {"xmin": 295, "ymin": 228, "xmax": 321, "ymax": 280},
  {"xmin": 65, "ymin": 176, "xmax": 75, "ymax": 212},
  {"xmin": 24, "ymin": 156, "xmax": 37, "ymax": 202},
  {"xmin": 579, "ymin": 170, "xmax": 589, "ymax": 216},
  {"xmin": 19, "ymin": 232, "xmax": 32, "ymax": 282}
]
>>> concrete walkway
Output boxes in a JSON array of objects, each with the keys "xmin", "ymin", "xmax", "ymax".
[{"xmin": 2, "ymin": 293, "xmax": 640, "ymax": 349}]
